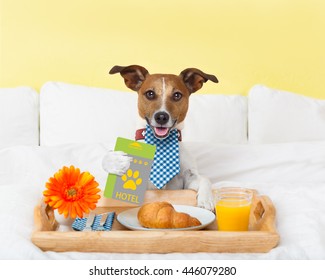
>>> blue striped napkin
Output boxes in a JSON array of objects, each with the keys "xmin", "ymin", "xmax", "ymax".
[{"xmin": 72, "ymin": 212, "xmax": 115, "ymax": 231}]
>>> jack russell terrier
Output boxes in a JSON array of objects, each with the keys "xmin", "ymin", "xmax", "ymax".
[{"xmin": 102, "ymin": 65, "xmax": 218, "ymax": 211}]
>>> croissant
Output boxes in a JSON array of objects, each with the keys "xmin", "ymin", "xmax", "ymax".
[{"xmin": 137, "ymin": 201, "xmax": 201, "ymax": 229}]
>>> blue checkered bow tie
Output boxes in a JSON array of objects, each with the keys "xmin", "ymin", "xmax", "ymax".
[{"xmin": 144, "ymin": 125, "xmax": 180, "ymax": 189}]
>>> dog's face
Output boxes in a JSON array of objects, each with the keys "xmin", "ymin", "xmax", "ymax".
[
  {"xmin": 110, "ymin": 65, "xmax": 218, "ymax": 139},
  {"xmin": 137, "ymin": 74, "xmax": 190, "ymax": 138}
]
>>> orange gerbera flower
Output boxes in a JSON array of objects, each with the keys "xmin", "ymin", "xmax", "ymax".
[{"xmin": 43, "ymin": 166, "xmax": 101, "ymax": 219}]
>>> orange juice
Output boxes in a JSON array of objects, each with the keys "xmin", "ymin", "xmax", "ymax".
[
  {"xmin": 214, "ymin": 188, "xmax": 252, "ymax": 231},
  {"xmin": 216, "ymin": 199, "xmax": 251, "ymax": 231}
]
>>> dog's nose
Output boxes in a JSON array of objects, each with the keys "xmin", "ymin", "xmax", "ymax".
[{"xmin": 154, "ymin": 111, "xmax": 170, "ymax": 125}]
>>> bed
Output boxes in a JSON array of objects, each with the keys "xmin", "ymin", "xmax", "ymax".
[{"xmin": 1, "ymin": 82, "xmax": 325, "ymax": 259}]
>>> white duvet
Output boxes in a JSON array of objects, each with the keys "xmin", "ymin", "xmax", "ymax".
[{"xmin": 1, "ymin": 141, "xmax": 325, "ymax": 259}]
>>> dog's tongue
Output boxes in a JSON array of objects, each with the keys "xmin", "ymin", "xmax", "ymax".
[{"xmin": 154, "ymin": 127, "xmax": 169, "ymax": 137}]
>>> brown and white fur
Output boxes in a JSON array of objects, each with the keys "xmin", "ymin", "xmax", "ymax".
[{"xmin": 102, "ymin": 65, "xmax": 218, "ymax": 211}]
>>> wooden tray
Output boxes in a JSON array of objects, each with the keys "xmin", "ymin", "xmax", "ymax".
[{"xmin": 31, "ymin": 190, "xmax": 279, "ymax": 253}]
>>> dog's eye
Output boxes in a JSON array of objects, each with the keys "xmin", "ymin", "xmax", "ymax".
[
  {"xmin": 145, "ymin": 90, "xmax": 156, "ymax": 100},
  {"xmin": 173, "ymin": 92, "xmax": 182, "ymax": 101}
]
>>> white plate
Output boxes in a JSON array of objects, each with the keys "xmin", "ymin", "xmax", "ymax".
[{"xmin": 117, "ymin": 205, "xmax": 216, "ymax": 231}]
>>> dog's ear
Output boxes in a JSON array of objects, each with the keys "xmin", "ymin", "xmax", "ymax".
[
  {"xmin": 179, "ymin": 68, "xmax": 218, "ymax": 93},
  {"xmin": 109, "ymin": 65, "xmax": 149, "ymax": 91}
]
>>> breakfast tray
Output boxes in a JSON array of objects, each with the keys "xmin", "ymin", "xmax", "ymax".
[{"xmin": 31, "ymin": 189, "xmax": 279, "ymax": 253}]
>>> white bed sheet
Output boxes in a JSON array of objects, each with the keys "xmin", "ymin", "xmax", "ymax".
[{"xmin": 0, "ymin": 141, "xmax": 325, "ymax": 259}]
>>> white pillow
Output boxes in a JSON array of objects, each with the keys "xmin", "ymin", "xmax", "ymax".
[
  {"xmin": 40, "ymin": 82, "xmax": 138, "ymax": 146},
  {"xmin": 182, "ymin": 94, "xmax": 248, "ymax": 143},
  {"xmin": 248, "ymin": 85, "xmax": 325, "ymax": 143},
  {"xmin": 0, "ymin": 87, "xmax": 39, "ymax": 148}
]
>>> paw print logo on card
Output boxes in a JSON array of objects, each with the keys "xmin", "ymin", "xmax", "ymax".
[{"xmin": 122, "ymin": 169, "xmax": 142, "ymax": 190}]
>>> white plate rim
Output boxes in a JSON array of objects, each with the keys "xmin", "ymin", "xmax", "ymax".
[{"xmin": 117, "ymin": 204, "xmax": 216, "ymax": 231}]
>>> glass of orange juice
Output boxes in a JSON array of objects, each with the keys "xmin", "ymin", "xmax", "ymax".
[{"xmin": 214, "ymin": 187, "xmax": 253, "ymax": 231}]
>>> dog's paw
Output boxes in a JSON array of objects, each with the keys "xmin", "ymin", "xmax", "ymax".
[
  {"xmin": 197, "ymin": 190, "xmax": 215, "ymax": 213},
  {"xmin": 102, "ymin": 151, "xmax": 133, "ymax": 176}
]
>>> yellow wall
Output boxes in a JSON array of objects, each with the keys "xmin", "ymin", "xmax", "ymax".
[{"xmin": 1, "ymin": 0, "xmax": 325, "ymax": 98}]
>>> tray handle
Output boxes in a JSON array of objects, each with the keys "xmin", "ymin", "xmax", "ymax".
[
  {"xmin": 33, "ymin": 201, "xmax": 59, "ymax": 232},
  {"xmin": 251, "ymin": 195, "xmax": 277, "ymax": 232}
]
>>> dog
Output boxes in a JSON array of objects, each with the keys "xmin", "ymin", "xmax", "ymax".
[{"xmin": 102, "ymin": 65, "xmax": 218, "ymax": 211}]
